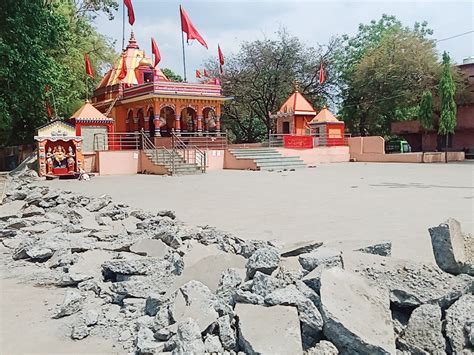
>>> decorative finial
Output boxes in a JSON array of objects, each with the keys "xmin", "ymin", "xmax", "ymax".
[
  {"xmin": 130, "ymin": 30, "xmax": 136, "ymax": 42},
  {"xmin": 293, "ymin": 81, "xmax": 300, "ymax": 92}
]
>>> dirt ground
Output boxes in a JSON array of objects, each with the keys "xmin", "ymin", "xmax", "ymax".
[{"xmin": 38, "ymin": 162, "xmax": 474, "ymax": 264}]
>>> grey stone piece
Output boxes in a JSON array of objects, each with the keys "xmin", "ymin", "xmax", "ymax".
[
  {"xmin": 135, "ymin": 326, "xmax": 162, "ymax": 354},
  {"xmin": 53, "ymin": 290, "xmax": 83, "ymax": 318},
  {"xmin": 280, "ymin": 241, "xmax": 323, "ymax": 257},
  {"xmin": 319, "ymin": 268, "xmax": 396, "ymax": 354},
  {"xmin": 145, "ymin": 293, "xmax": 168, "ymax": 316},
  {"xmin": 86, "ymin": 196, "xmax": 111, "ymax": 212},
  {"xmin": 25, "ymin": 246, "xmax": 54, "ymax": 261},
  {"xmin": 355, "ymin": 241, "xmax": 392, "ymax": 257},
  {"xmin": 235, "ymin": 303, "xmax": 303, "ymax": 355},
  {"xmin": 251, "ymin": 271, "xmax": 283, "ymax": 297},
  {"xmin": 71, "ymin": 317, "xmax": 89, "ymax": 340},
  {"xmin": 299, "ymin": 247, "xmax": 342, "ymax": 272},
  {"xmin": 129, "ymin": 238, "xmax": 170, "ymax": 258},
  {"xmin": 85, "ymin": 309, "xmax": 99, "ymax": 326},
  {"xmin": 21, "ymin": 205, "xmax": 45, "ymax": 218},
  {"xmin": 204, "ymin": 334, "xmax": 223, "ymax": 353},
  {"xmin": 234, "ymin": 290, "xmax": 264, "ymax": 305},
  {"xmin": 429, "ymin": 218, "xmax": 474, "ymax": 275},
  {"xmin": 218, "ymin": 315, "xmax": 237, "ymax": 351},
  {"xmin": 172, "ymin": 280, "xmax": 219, "ymax": 332},
  {"xmin": 172, "ymin": 318, "xmax": 205, "ymax": 354},
  {"xmin": 306, "ymin": 340, "xmax": 339, "ymax": 355},
  {"xmin": 445, "ymin": 294, "xmax": 474, "ymax": 353},
  {"xmin": 246, "ymin": 247, "xmax": 280, "ymax": 279},
  {"xmin": 399, "ymin": 304, "xmax": 445, "ymax": 354}
]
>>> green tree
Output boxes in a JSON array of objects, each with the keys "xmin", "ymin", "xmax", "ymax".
[
  {"xmin": 0, "ymin": 0, "xmax": 116, "ymax": 147},
  {"xmin": 438, "ymin": 52, "xmax": 457, "ymax": 163},
  {"xmin": 418, "ymin": 90, "xmax": 433, "ymax": 152},
  {"xmin": 334, "ymin": 15, "xmax": 436, "ymax": 136},
  {"xmin": 162, "ymin": 68, "xmax": 183, "ymax": 82}
]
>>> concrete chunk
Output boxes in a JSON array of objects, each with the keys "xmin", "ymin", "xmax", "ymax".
[
  {"xmin": 236, "ymin": 303, "xmax": 303, "ymax": 355},
  {"xmin": 320, "ymin": 268, "xmax": 396, "ymax": 354}
]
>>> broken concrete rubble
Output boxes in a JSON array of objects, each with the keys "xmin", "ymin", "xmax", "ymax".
[{"xmin": 2, "ymin": 176, "xmax": 473, "ymax": 355}]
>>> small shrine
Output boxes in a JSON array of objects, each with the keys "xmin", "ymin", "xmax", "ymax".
[
  {"xmin": 273, "ymin": 88, "xmax": 316, "ymax": 135},
  {"xmin": 34, "ymin": 120, "xmax": 84, "ymax": 177},
  {"xmin": 309, "ymin": 107, "xmax": 345, "ymax": 146},
  {"xmin": 70, "ymin": 100, "xmax": 114, "ymax": 152}
]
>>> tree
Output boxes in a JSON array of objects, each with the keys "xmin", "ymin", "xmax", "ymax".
[
  {"xmin": 418, "ymin": 90, "xmax": 433, "ymax": 152},
  {"xmin": 334, "ymin": 15, "xmax": 436, "ymax": 136},
  {"xmin": 162, "ymin": 68, "xmax": 183, "ymax": 82},
  {"xmin": 0, "ymin": 0, "xmax": 116, "ymax": 147},
  {"xmin": 205, "ymin": 29, "xmax": 341, "ymax": 143},
  {"xmin": 438, "ymin": 51, "xmax": 457, "ymax": 163}
]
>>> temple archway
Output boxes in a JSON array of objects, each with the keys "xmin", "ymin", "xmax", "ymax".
[
  {"xmin": 180, "ymin": 107, "xmax": 196, "ymax": 133},
  {"xmin": 203, "ymin": 107, "xmax": 217, "ymax": 132},
  {"xmin": 127, "ymin": 110, "xmax": 134, "ymax": 132},
  {"xmin": 147, "ymin": 107, "xmax": 155, "ymax": 137},
  {"xmin": 160, "ymin": 106, "xmax": 175, "ymax": 137},
  {"xmin": 137, "ymin": 109, "xmax": 145, "ymax": 132}
]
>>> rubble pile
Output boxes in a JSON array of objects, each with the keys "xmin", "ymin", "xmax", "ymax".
[{"xmin": 0, "ymin": 174, "xmax": 473, "ymax": 354}]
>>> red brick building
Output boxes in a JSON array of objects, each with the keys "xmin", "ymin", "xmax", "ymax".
[{"xmin": 391, "ymin": 59, "xmax": 474, "ymax": 152}]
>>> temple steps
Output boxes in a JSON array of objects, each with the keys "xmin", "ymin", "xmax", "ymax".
[
  {"xmin": 229, "ymin": 148, "xmax": 307, "ymax": 171},
  {"xmin": 143, "ymin": 149, "xmax": 203, "ymax": 175}
]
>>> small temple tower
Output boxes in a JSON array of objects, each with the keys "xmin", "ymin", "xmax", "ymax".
[
  {"xmin": 274, "ymin": 88, "xmax": 316, "ymax": 135},
  {"xmin": 70, "ymin": 101, "xmax": 114, "ymax": 152},
  {"xmin": 309, "ymin": 107, "xmax": 346, "ymax": 146}
]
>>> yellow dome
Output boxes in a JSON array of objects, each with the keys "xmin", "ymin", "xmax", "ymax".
[{"xmin": 138, "ymin": 56, "xmax": 153, "ymax": 67}]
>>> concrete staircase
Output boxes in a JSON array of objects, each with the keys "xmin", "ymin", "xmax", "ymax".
[
  {"xmin": 143, "ymin": 149, "xmax": 202, "ymax": 175},
  {"xmin": 229, "ymin": 148, "xmax": 307, "ymax": 171}
]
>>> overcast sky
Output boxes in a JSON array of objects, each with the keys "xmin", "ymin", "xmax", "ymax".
[{"xmin": 94, "ymin": 0, "xmax": 474, "ymax": 82}]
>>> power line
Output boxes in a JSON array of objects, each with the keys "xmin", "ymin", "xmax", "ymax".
[{"xmin": 435, "ymin": 30, "xmax": 474, "ymax": 43}]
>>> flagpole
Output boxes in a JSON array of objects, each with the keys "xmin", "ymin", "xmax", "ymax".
[
  {"xmin": 181, "ymin": 31, "xmax": 187, "ymax": 82},
  {"xmin": 122, "ymin": 0, "xmax": 125, "ymax": 50}
]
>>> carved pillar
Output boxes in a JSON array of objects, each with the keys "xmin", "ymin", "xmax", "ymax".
[
  {"xmin": 216, "ymin": 115, "xmax": 221, "ymax": 135},
  {"xmin": 197, "ymin": 115, "xmax": 203, "ymax": 136},
  {"xmin": 133, "ymin": 116, "xmax": 139, "ymax": 132},
  {"xmin": 175, "ymin": 114, "xmax": 181, "ymax": 135},
  {"xmin": 156, "ymin": 115, "xmax": 161, "ymax": 136}
]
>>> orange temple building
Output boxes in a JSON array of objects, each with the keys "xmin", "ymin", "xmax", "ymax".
[{"xmin": 92, "ymin": 32, "xmax": 229, "ymax": 142}]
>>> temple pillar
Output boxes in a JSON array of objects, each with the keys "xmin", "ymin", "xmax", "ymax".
[
  {"xmin": 197, "ymin": 115, "xmax": 203, "ymax": 136},
  {"xmin": 156, "ymin": 116, "xmax": 161, "ymax": 137},
  {"xmin": 216, "ymin": 116, "xmax": 221, "ymax": 135},
  {"xmin": 175, "ymin": 114, "xmax": 181, "ymax": 135},
  {"xmin": 133, "ymin": 116, "xmax": 139, "ymax": 131}
]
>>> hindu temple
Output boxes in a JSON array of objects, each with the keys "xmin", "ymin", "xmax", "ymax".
[{"xmin": 92, "ymin": 32, "xmax": 229, "ymax": 142}]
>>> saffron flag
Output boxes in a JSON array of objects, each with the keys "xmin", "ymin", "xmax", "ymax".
[
  {"xmin": 218, "ymin": 45, "xmax": 224, "ymax": 65},
  {"xmin": 118, "ymin": 54, "xmax": 128, "ymax": 81},
  {"xmin": 44, "ymin": 85, "xmax": 53, "ymax": 118},
  {"xmin": 124, "ymin": 0, "xmax": 135, "ymax": 26},
  {"xmin": 203, "ymin": 69, "xmax": 210, "ymax": 77},
  {"xmin": 319, "ymin": 62, "xmax": 326, "ymax": 85},
  {"xmin": 84, "ymin": 53, "xmax": 94, "ymax": 78},
  {"xmin": 180, "ymin": 5, "xmax": 208, "ymax": 49},
  {"xmin": 196, "ymin": 69, "xmax": 202, "ymax": 79},
  {"xmin": 151, "ymin": 38, "xmax": 161, "ymax": 67}
]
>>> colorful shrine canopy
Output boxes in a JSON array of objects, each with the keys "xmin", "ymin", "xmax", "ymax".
[
  {"xmin": 278, "ymin": 89, "xmax": 317, "ymax": 116},
  {"xmin": 96, "ymin": 32, "xmax": 169, "ymax": 89}
]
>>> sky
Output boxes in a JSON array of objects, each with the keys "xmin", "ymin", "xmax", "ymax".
[{"xmin": 94, "ymin": 0, "xmax": 474, "ymax": 82}]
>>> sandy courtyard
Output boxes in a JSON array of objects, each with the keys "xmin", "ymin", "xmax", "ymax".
[{"xmin": 39, "ymin": 162, "xmax": 474, "ymax": 263}]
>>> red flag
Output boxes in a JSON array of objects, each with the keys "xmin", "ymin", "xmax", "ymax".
[
  {"xmin": 195, "ymin": 69, "xmax": 202, "ymax": 79},
  {"xmin": 203, "ymin": 69, "xmax": 210, "ymax": 77},
  {"xmin": 124, "ymin": 0, "xmax": 135, "ymax": 26},
  {"xmin": 218, "ymin": 45, "xmax": 224, "ymax": 65},
  {"xmin": 46, "ymin": 102, "xmax": 53, "ymax": 119},
  {"xmin": 84, "ymin": 53, "xmax": 94, "ymax": 78},
  {"xmin": 319, "ymin": 62, "xmax": 326, "ymax": 85},
  {"xmin": 118, "ymin": 54, "xmax": 128, "ymax": 81},
  {"xmin": 151, "ymin": 37, "xmax": 161, "ymax": 67},
  {"xmin": 44, "ymin": 85, "xmax": 50, "ymax": 93},
  {"xmin": 180, "ymin": 5, "xmax": 208, "ymax": 49}
]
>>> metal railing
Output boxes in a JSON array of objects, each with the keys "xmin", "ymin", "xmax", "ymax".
[
  {"xmin": 140, "ymin": 131, "xmax": 176, "ymax": 175},
  {"xmin": 268, "ymin": 133, "xmax": 350, "ymax": 148},
  {"xmin": 172, "ymin": 132, "xmax": 228, "ymax": 150},
  {"xmin": 93, "ymin": 132, "xmax": 142, "ymax": 151},
  {"xmin": 171, "ymin": 132, "xmax": 206, "ymax": 173}
]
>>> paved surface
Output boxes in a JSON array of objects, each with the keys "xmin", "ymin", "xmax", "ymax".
[{"xmin": 40, "ymin": 162, "xmax": 474, "ymax": 263}]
